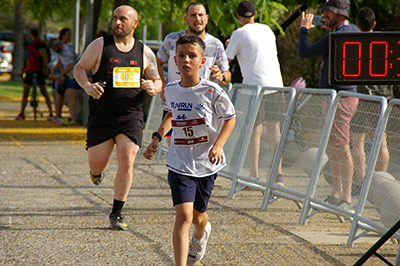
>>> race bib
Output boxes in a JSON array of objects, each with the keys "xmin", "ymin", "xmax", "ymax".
[
  {"xmin": 172, "ymin": 118, "xmax": 209, "ymax": 146},
  {"xmin": 113, "ymin": 67, "xmax": 141, "ymax": 88}
]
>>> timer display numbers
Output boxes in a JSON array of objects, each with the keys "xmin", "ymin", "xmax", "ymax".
[{"xmin": 329, "ymin": 32, "xmax": 400, "ymax": 85}]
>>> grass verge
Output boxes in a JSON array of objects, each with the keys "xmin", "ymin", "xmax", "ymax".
[{"xmin": 0, "ymin": 77, "xmax": 53, "ymax": 102}]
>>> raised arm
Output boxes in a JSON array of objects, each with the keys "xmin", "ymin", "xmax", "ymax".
[
  {"xmin": 210, "ymin": 65, "xmax": 231, "ymax": 86},
  {"xmin": 73, "ymin": 38, "xmax": 105, "ymax": 99},
  {"xmin": 142, "ymin": 45, "xmax": 162, "ymax": 97}
]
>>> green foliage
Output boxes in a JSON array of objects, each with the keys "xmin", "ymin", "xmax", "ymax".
[
  {"xmin": 2, "ymin": 0, "xmax": 400, "ymax": 88},
  {"xmin": 23, "ymin": 0, "xmax": 77, "ymax": 23}
]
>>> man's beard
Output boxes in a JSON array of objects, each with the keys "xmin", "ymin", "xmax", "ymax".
[
  {"xmin": 325, "ymin": 16, "xmax": 342, "ymax": 29},
  {"xmin": 188, "ymin": 25, "xmax": 205, "ymax": 36},
  {"xmin": 113, "ymin": 28, "xmax": 131, "ymax": 38}
]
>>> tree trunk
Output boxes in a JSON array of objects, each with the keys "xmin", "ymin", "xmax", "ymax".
[
  {"xmin": 92, "ymin": 0, "xmax": 102, "ymax": 39},
  {"xmin": 11, "ymin": 0, "xmax": 25, "ymax": 81}
]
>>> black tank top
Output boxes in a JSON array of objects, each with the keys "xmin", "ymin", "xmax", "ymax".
[{"xmin": 89, "ymin": 35, "xmax": 144, "ymax": 127}]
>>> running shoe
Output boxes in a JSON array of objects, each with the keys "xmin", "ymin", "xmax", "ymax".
[
  {"xmin": 90, "ymin": 171, "xmax": 105, "ymax": 185},
  {"xmin": 47, "ymin": 115, "xmax": 55, "ymax": 121},
  {"xmin": 52, "ymin": 117, "xmax": 65, "ymax": 124},
  {"xmin": 15, "ymin": 114, "xmax": 25, "ymax": 120},
  {"xmin": 62, "ymin": 118, "xmax": 79, "ymax": 126},
  {"xmin": 187, "ymin": 222, "xmax": 211, "ymax": 266},
  {"xmin": 324, "ymin": 196, "xmax": 342, "ymax": 206},
  {"xmin": 109, "ymin": 213, "xmax": 128, "ymax": 230},
  {"xmin": 339, "ymin": 201, "xmax": 355, "ymax": 213}
]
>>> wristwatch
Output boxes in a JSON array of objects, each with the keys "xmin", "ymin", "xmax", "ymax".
[
  {"xmin": 152, "ymin": 132, "xmax": 162, "ymax": 142},
  {"xmin": 221, "ymin": 74, "xmax": 226, "ymax": 82}
]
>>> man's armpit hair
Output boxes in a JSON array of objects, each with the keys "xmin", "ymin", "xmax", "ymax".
[{"xmin": 145, "ymin": 48, "xmax": 161, "ymax": 80}]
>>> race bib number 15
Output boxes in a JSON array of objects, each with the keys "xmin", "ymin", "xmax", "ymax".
[
  {"xmin": 172, "ymin": 118, "xmax": 209, "ymax": 145},
  {"xmin": 113, "ymin": 67, "xmax": 141, "ymax": 88}
]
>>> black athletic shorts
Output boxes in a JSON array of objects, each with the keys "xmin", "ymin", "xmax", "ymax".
[
  {"xmin": 23, "ymin": 71, "xmax": 46, "ymax": 86},
  {"xmin": 86, "ymin": 120, "xmax": 143, "ymax": 149}
]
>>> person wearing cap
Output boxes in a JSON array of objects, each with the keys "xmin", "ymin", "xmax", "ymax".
[
  {"xmin": 350, "ymin": 7, "xmax": 398, "ymax": 196},
  {"xmin": 298, "ymin": 0, "xmax": 359, "ymax": 211},
  {"xmin": 48, "ymin": 37, "xmax": 81, "ymax": 125},
  {"xmin": 225, "ymin": 0, "xmax": 285, "ymax": 187}
]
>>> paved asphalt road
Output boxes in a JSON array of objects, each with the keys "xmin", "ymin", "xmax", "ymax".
[{"xmin": 0, "ymin": 100, "xmax": 398, "ymax": 265}]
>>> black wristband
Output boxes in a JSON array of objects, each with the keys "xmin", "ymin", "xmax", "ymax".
[
  {"xmin": 221, "ymin": 74, "xmax": 226, "ymax": 82},
  {"xmin": 152, "ymin": 132, "xmax": 162, "ymax": 142}
]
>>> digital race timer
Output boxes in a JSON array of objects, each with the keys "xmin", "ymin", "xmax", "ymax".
[{"xmin": 329, "ymin": 32, "xmax": 400, "ymax": 85}]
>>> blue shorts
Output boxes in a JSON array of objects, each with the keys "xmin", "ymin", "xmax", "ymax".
[
  {"xmin": 168, "ymin": 170, "xmax": 217, "ymax": 213},
  {"xmin": 67, "ymin": 79, "xmax": 82, "ymax": 90}
]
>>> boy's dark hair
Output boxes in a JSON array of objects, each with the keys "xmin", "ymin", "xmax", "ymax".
[
  {"xmin": 356, "ymin": 7, "xmax": 375, "ymax": 31},
  {"xmin": 58, "ymin": 28, "xmax": 71, "ymax": 40},
  {"xmin": 29, "ymin": 27, "xmax": 39, "ymax": 38},
  {"xmin": 186, "ymin": 2, "xmax": 206, "ymax": 14},
  {"xmin": 176, "ymin": 35, "xmax": 205, "ymax": 55}
]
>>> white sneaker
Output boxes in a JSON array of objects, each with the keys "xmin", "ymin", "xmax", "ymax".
[{"xmin": 187, "ymin": 222, "xmax": 212, "ymax": 265}]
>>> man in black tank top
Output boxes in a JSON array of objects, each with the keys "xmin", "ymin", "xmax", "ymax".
[{"xmin": 74, "ymin": 5, "xmax": 162, "ymax": 230}]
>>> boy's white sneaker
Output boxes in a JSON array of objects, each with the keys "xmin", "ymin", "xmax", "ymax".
[{"xmin": 187, "ymin": 222, "xmax": 211, "ymax": 265}]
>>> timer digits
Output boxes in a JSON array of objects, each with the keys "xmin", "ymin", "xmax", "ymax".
[{"xmin": 329, "ymin": 32, "xmax": 400, "ymax": 85}]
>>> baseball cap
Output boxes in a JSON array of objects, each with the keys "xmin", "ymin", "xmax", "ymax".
[
  {"xmin": 48, "ymin": 38, "xmax": 61, "ymax": 48},
  {"xmin": 321, "ymin": 0, "xmax": 350, "ymax": 18},
  {"xmin": 236, "ymin": 1, "xmax": 255, "ymax": 18}
]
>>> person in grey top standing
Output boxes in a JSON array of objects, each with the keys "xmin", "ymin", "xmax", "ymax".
[{"xmin": 157, "ymin": 1, "xmax": 231, "ymax": 93}]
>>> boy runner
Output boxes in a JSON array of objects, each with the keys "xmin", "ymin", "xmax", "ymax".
[{"xmin": 143, "ymin": 35, "xmax": 236, "ymax": 266}]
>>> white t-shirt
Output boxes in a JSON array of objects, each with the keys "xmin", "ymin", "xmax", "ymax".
[
  {"xmin": 57, "ymin": 42, "xmax": 79, "ymax": 79},
  {"xmin": 163, "ymin": 78, "xmax": 236, "ymax": 177},
  {"xmin": 157, "ymin": 30, "xmax": 229, "ymax": 83},
  {"xmin": 226, "ymin": 23, "xmax": 283, "ymax": 88}
]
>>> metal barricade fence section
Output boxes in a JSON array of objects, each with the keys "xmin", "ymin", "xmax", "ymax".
[
  {"xmin": 348, "ymin": 99, "xmax": 400, "ymax": 245},
  {"xmin": 138, "ymin": 95, "xmax": 168, "ymax": 162},
  {"xmin": 309, "ymin": 94, "xmax": 387, "ymax": 219},
  {"xmin": 236, "ymin": 88, "xmax": 293, "ymax": 187},
  {"xmin": 221, "ymin": 84, "xmax": 261, "ymax": 179},
  {"xmin": 378, "ymin": 101, "xmax": 400, "ymax": 231},
  {"xmin": 262, "ymin": 88, "xmax": 336, "ymax": 210},
  {"xmin": 297, "ymin": 93, "xmax": 389, "ymax": 228}
]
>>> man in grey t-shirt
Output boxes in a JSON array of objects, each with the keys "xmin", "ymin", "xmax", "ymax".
[{"xmin": 157, "ymin": 2, "xmax": 231, "ymax": 98}]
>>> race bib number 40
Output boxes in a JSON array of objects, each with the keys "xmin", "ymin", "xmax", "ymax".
[
  {"xmin": 172, "ymin": 118, "xmax": 209, "ymax": 145},
  {"xmin": 113, "ymin": 67, "xmax": 141, "ymax": 88}
]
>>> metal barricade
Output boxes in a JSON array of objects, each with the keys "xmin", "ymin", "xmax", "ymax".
[
  {"xmin": 298, "ymin": 92, "xmax": 388, "ymax": 229},
  {"xmin": 262, "ymin": 88, "xmax": 336, "ymax": 210},
  {"xmin": 227, "ymin": 86, "xmax": 295, "ymax": 197},
  {"xmin": 348, "ymin": 98, "xmax": 400, "ymax": 248},
  {"xmin": 221, "ymin": 84, "xmax": 261, "ymax": 181}
]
